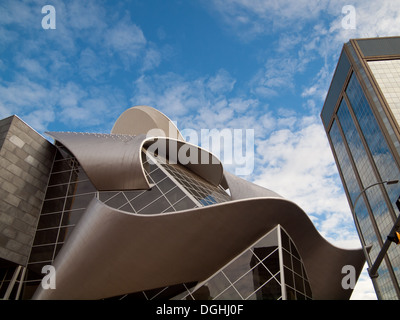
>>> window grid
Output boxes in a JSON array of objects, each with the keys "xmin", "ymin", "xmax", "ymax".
[
  {"xmin": 345, "ymin": 73, "xmax": 400, "ymax": 293},
  {"xmin": 155, "ymin": 156, "xmax": 231, "ymax": 206},
  {"xmin": 180, "ymin": 225, "xmax": 312, "ymax": 300}
]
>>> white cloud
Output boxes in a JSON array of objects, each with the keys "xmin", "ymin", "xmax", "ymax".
[
  {"xmin": 252, "ymin": 115, "xmax": 355, "ymax": 240},
  {"xmin": 350, "ymin": 265, "xmax": 377, "ymax": 300},
  {"xmin": 16, "ymin": 57, "xmax": 48, "ymax": 79},
  {"xmin": 0, "ymin": 76, "xmax": 54, "ymax": 115},
  {"xmin": 0, "ymin": 0, "xmax": 37, "ymax": 28},
  {"xmin": 207, "ymin": 0, "xmax": 400, "ymax": 42},
  {"xmin": 104, "ymin": 18, "xmax": 147, "ymax": 60},
  {"xmin": 141, "ymin": 47, "xmax": 162, "ymax": 72},
  {"xmin": 207, "ymin": 69, "xmax": 236, "ymax": 93},
  {"xmin": 131, "ymin": 71, "xmax": 236, "ymax": 119},
  {"xmin": 23, "ymin": 107, "xmax": 55, "ymax": 133},
  {"xmin": 67, "ymin": 0, "xmax": 107, "ymax": 31},
  {"xmin": 78, "ymin": 48, "xmax": 107, "ymax": 81},
  {"xmin": 206, "ymin": 0, "xmax": 329, "ymax": 39},
  {"xmin": 251, "ymin": 56, "xmax": 309, "ymax": 98}
]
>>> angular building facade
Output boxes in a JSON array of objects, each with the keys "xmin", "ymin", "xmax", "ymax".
[
  {"xmin": 321, "ymin": 37, "xmax": 400, "ymax": 299},
  {"xmin": 1, "ymin": 106, "xmax": 365, "ymax": 300}
]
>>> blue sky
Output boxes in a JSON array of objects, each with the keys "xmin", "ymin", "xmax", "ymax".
[{"xmin": 2, "ymin": 0, "xmax": 400, "ymax": 299}]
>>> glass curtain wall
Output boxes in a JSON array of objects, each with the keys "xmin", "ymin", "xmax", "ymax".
[
  {"xmin": 169, "ymin": 225, "xmax": 312, "ymax": 300},
  {"xmin": 328, "ymin": 71, "xmax": 400, "ymax": 299}
]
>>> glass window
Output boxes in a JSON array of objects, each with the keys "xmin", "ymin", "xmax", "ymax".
[
  {"xmin": 33, "ymin": 229, "xmax": 58, "ymax": 245},
  {"xmin": 233, "ymin": 269, "xmax": 258, "ymax": 299},
  {"xmin": 45, "ymin": 184, "xmax": 69, "ymax": 200},
  {"xmin": 253, "ymin": 246, "xmax": 278, "ymax": 263},
  {"xmin": 156, "ymin": 177, "xmax": 178, "ymax": 194},
  {"xmin": 294, "ymin": 272, "xmax": 304, "ymax": 293},
  {"xmin": 51, "ymin": 159, "xmax": 74, "ymax": 173},
  {"xmin": 172, "ymin": 196, "xmax": 196, "ymax": 211},
  {"xmin": 284, "ymin": 267, "xmax": 294, "ymax": 288},
  {"xmin": 282, "ymin": 249, "xmax": 291, "ymax": 269},
  {"xmin": 214, "ymin": 286, "xmax": 242, "ymax": 300},
  {"xmin": 339, "ymin": 73, "xmax": 400, "ymax": 293},
  {"xmin": 147, "ymin": 167, "xmax": 166, "ymax": 184},
  {"xmin": 41, "ymin": 198, "xmax": 65, "ymax": 214},
  {"xmin": 28, "ymin": 245, "xmax": 55, "ymax": 263},
  {"xmin": 130, "ymin": 188, "xmax": 162, "ymax": 212},
  {"xmin": 193, "ymin": 272, "xmax": 230, "ymax": 299},
  {"xmin": 118, "ymin": 203, "xmax": 135, "ymax": 213},
  {"xmin": 37, "ymin": 213, "xmax": 62, "ymax": 229},
  {"xmin": 103, "ymin": 192, "xmax": 128, "ymax": 209},
  {"xmin": 222, "ymin": 250, "xmax": 254, "ymax": 283},
  {"xmin": 144, "ymin": 148, "xmax": 231, "ymax": 207},
  {"xmin": 260, "ymin": 249, "xmax": 280, "ymax": 275},
  {"xmin": 123, "ymin": 190, "xmax": 147, "ymax": 201},
  {"xmin": 137, "ymin": 196, "xmax": 171, "ymax": 215},
  {"xmin": 48, "ymin": 171, "xmax": 71, "ymax": 186},
  {"xmin": 292, "ymin": 256, "xmax": 302, "ymax": 276}
]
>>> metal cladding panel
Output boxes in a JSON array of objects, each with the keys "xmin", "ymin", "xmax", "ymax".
[
  {"xmin": 356, "ymin": 37, "xmax": 400, "ymax": 57},
  {"xmin": 111, "ymin": 105, "xmax": 185, "ymax": 141},
  {"xmin": 33, "ymin": 195, "xmax": 365, "ymax": 300},
  {"xmin": 321, "ymin": 48, "xmax": 351, "ymax": 129},
  {"xmin": 144, "ymin": 137, "xmax": 224, "ymax": 186},
  {"xmin": 223, "ymin": 170, "xmax": 282, "ymax": 199},
  {"xmin": 46, "ymin": 132, "xmax": 224, "ymax": 190},
  {"xmin": 46, "ymin": 132, "xmax": 151, "ymax": 191}
]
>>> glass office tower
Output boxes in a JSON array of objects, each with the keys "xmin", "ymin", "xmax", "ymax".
[{"xmin": 321, "ymin": 37, "xmax": 400, "ymax": 299}]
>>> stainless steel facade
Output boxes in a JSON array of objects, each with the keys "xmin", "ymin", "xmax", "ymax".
[
  {"xmin": 2, "ymin": 106, "xmax": 366, "ymax": 300},
  {"xmin": 321, "ymin": 37, "xmax": 400, "ymax": 299}
]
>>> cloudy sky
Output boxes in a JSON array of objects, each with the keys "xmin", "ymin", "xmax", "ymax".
[{"xmin": 2, "ymin": 0, "xmax": 400, "ymax": 299}]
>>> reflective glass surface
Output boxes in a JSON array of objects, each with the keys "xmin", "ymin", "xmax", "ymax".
[
  {"xmin": 171, "ymin": 226, "xmax": 312, "ymax": 300},
  {"xmin": 329, "ymin": 71, "xmax": 400, "ymax": 299},
  {"xmin": 329, "ymin": 119, "xmax": 361, "ymax": 203},
  {"xmin": 346, "ymin": 74, "xmax": 400, "ymax": 295},
  {"xmin": 149, "ymin": 150, "xmax": 231, "ymax": 206}
]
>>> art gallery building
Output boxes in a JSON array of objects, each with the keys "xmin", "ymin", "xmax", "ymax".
[{"xmin": 0, "ymin": 106, "xmax": 365, "ymax": 300}]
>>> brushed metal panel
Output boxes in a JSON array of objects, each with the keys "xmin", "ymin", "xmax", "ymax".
[
  {"xmin": 111, "ymin": 105, "xmax": 185, "ymax": 141},
  {"xmin": 46, "ymin": 132, "xmax": 151, "ymax": 191},
  {"xmin": 46, "ymin": 133, "xmax": 224, "ymax": 190},
  {"xmin": 33, "ymin": 195, "xmax": 365, "ymax": 300},
  {"xmin": 223, "ymin": 170, "xmax": 282, "ymax": 200}
]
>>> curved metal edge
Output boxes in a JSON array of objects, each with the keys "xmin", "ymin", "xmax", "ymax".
[
  {"xmin": 144, "ymin": 137, "xmax": 224, "ymax": 186},
  {"xmin": 45, "ymin": 132, "xmax": 225, "ymax": 190},
  {"xmin": 32, "ymin": 196, "xmax": 365, "ymax": 300},
  {"xmin": 111, "ymin": 105, "xmax": 185, "ymax": 141},
  {"xmin": 222, "ymin": 171, "xmax": 366, "ymax": 299},
  {"xmin": 45, "ymin": 132, "xmax": 151, "ymax": 191},
  {"xmin": 223, "ymin": 169, "xmax": 282, "ymax": 199}
]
